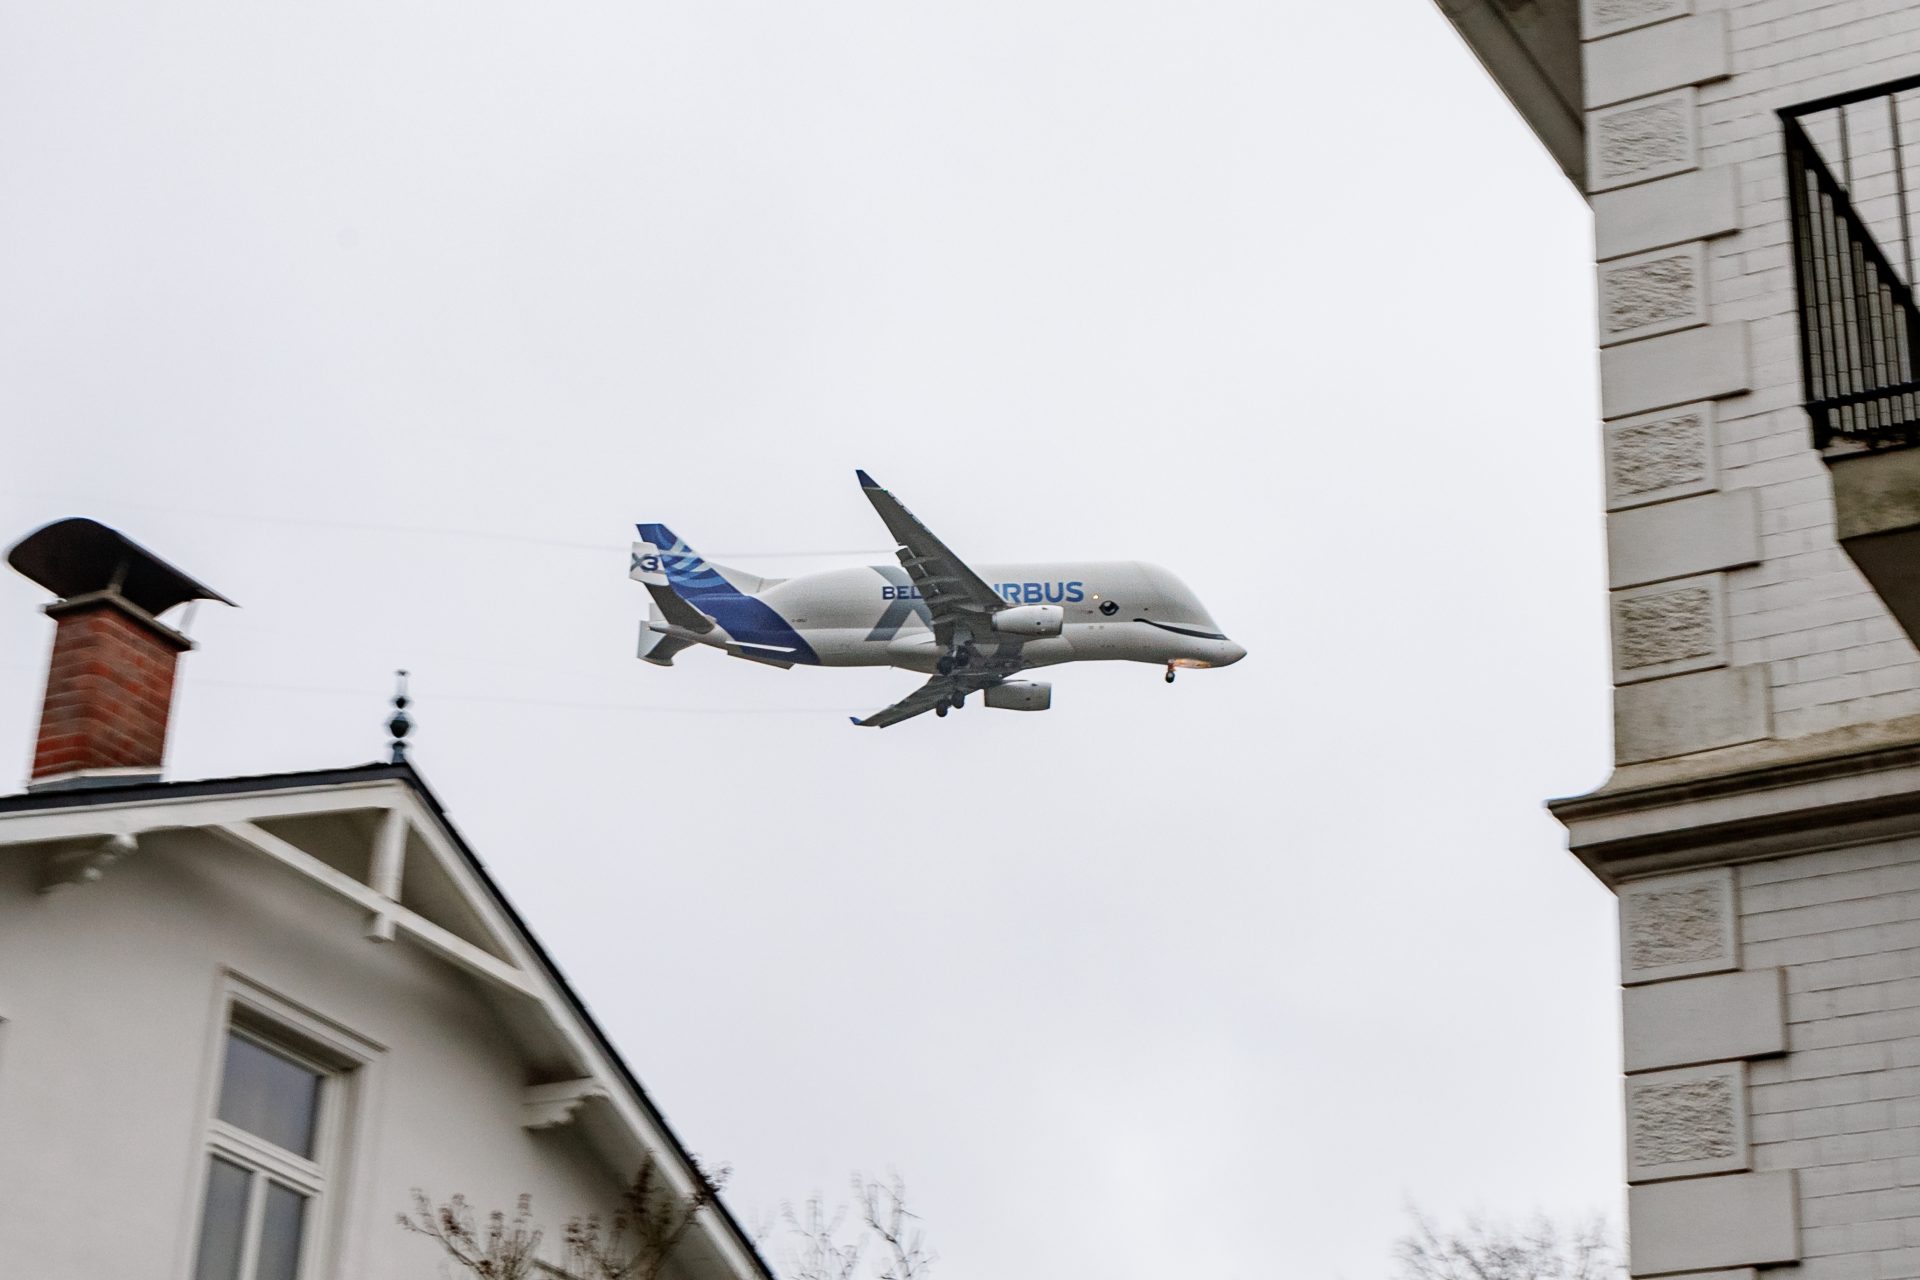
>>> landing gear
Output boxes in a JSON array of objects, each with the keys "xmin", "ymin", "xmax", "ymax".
[
  {"xmin": 1165, "ymin": 664, "xmax": 1177, "ymax": 684},
  {"xmin": 937, "ymin": 642, "xmax": 974, "ymax": 676},
  {"xmin": 950, "ymin": 692, "xmax": 966, "ymax": 709},
  {"xmin": 936, "ymin": 705, "xmax": 948, "ymax": 717}
]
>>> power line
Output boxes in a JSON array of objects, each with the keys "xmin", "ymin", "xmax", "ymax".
[
  {"xmin": 0, "ymin": 663, "xmax": 862, "ymax": 716},
  {"xmin": 190, "ymin": 677, "xmax": 860, "ymax": 717},
  {"xmin": 0, "ymin": 489, "xmax": 893, "ymax": 560}
]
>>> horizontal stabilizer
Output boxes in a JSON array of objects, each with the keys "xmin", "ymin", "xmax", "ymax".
[{"xmin": 638, "ymin": 627, "xmax": 697, "ymax": 666}]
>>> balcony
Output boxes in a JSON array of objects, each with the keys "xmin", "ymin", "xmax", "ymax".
[
  {"xmin": 1786, "ymin": 80, "xmax": 1920, "ymax": 451},
  {"xmin": 1787, "ymin": 77, "xmax": 1920, "ymax": 640}
]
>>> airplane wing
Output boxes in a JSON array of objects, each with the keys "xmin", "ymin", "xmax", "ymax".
[
  {"xmin": 851, "ymin": 670, "xmax": 999, "ymax": 728},
  {"xmin": 856, "ymin": 470, "xmax": 1005, "ymax": 648}
]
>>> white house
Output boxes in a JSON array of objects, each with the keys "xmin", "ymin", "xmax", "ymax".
[{"xmin": 0, "ymin": 518, "xmax": 773, "ymax": 1280}]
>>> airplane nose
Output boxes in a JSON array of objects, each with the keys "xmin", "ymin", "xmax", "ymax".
[{"xmin": 1218, "ymin": 639, "xmax": 1247, "ymax": 666}]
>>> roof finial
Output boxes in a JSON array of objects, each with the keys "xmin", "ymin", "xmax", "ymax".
[{"xmin": 387, "ymin": 669, "xmax": 413, "ymax": 764}]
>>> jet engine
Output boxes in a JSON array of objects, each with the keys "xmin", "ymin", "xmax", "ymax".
[
  {"xmin": 984, "ymin": 681, "xmax": 1052, "ymax": 711},
  {"xmin": 991, "ymin": 605, "xmax": 1064, "ymax": 638}
]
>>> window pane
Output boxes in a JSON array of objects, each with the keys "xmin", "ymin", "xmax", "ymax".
[
  {"xmin": 192, "ymin": 1157, "xmax": 251, "ymax": 1280},
  {"xmin": 255, "ymin": 1182, "xmax": 308, "ymax": 1280},
  {"xmin": 217, "ymin": 1031, "xmax": 322, "ymax": 1157}
]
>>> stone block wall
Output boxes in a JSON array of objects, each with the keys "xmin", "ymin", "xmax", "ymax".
[
  {"xmin": 1596, "ymin": 832, "xmax": 1920, "ymax": 1276},
  {"xmin": 1540, "ymin": 3, "xmax": 1920, "ymax": 1277},
  {"xmin": 1617, "ymin": 864, "xmax": 1800, "ymax": 1275},
  {"xmin": 1737, "ymin": 838, "xmax": 1920, "ymax": 1277},
  {"xmin": 1586, "ymin": 0, "xmax": 1920, "ymax": 759}
]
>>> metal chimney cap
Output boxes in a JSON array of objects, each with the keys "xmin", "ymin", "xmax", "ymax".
[{"xmin": 7, "ymin": 517, "xmax": 236, "ymax": 616}]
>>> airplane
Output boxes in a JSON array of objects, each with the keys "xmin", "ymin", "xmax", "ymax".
[{"xmin": 629, "ymin": 471, "xmax": 1246, "ymax": 727}]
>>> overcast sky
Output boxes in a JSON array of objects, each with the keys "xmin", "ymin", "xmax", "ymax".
[{"xmin": 0, "ymin": 4, "xmax": 1614, "ymax": 1276}]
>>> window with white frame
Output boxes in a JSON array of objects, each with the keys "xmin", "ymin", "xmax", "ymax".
[{"xmin": 191, "ymin": 1022, "xmax": 340, "ymax": 1280}]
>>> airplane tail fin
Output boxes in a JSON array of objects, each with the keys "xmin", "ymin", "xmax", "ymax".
[
  {"xmin": 632, "ymin": 523, "xmax": 772, "ymax": 596},
  {"xmin": 630, "ymin": 521, "xmax": 817, "ymax": 668}
]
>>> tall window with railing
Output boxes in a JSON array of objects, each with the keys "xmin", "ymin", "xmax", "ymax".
[{"xmin": 1784, "ymin": 78, "xmax": 1920, "ymax": 451}]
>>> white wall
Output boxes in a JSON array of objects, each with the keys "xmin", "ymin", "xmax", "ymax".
[{"xmin": 0, "ymin": 827, "xmax": 647, "ymax": 1279}]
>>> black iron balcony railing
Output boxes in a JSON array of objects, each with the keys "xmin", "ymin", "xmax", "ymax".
[{"xmin": 1784, "ymin": 79, "xmax": 1920, "ymax": 451}]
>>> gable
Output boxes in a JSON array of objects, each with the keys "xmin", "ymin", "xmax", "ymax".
[{"xmin": 0, "ymin": 764, "xmax": 769, "ymax": 1280}]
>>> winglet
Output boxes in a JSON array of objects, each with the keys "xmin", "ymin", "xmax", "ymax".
[{"xmin": 856, "ymin": 469, "xmax": 879, "ymax": 489}]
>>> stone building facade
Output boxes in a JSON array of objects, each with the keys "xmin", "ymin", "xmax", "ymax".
[{"xmin": 1437, "ymin": 0, "xmax": 1920, "ymax": 1274}]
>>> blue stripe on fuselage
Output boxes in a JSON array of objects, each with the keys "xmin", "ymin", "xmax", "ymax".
[{"xmin": 701, "ymin": 590, "xmax": 819, "ymax": 663}]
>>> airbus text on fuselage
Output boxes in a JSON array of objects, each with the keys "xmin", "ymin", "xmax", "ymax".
[{"xmin": 629, "ymin": 471, "xmax": 1246, "ymax": 727}]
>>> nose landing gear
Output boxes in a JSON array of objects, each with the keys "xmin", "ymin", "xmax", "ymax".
[{"xmin": 1165, "ymin": 663, "xmax": 1177, "ymax": 684}]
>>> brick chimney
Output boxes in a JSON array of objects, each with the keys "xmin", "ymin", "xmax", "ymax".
[{"xmin": 7, "ymin": 519, "xmax": 233, "ymax": 790}]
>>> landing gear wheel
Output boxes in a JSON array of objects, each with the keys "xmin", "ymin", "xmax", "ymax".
[
  {"xmin": 936, "ymin": 705, "xmax": 948, "ymax": 717},
  {"xmin": 1165, "ymin": 666, "xmax": 1177, "ymax": 684},
  {"xmin": 936, "ymin": 657, "xmax": 954, "ymax": 675},
  {"xmin": 950, "ymin": 693, "xmax": 966, "ymax": 709}
]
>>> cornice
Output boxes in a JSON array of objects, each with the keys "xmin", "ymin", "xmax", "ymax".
[{"xmin": 1550, "ymin": 718, "xmax": 1920, "ymax": 886}]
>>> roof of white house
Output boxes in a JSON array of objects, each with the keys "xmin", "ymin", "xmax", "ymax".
[{"xmin": 0, "ymin": 759, "xmax": 776, "ymax": 1280}]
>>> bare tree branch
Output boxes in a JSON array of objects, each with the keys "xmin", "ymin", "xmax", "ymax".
[
  {"xmin": 398, "ymin": 1158, "xmax": 725, "ymax": 1280},
  {"xmin": 564, "ymin": 1158, "xmax": 731, "ymax": 1280},
  {"xmin": 1394, "ymin": 1208, "xmax": 1622, "ymax": 1280},
  {"xmin": 398, "ymin": 1190, "xmax": 545, "ymax": 1280},
  {"xmin": 770, "ymin": 1171, "xmax": 936, "ymax": 1280},
  {"xmin": 779, "ymin": 1195, "xmax": 864, "ymax": 1280},
  {"xmin": 856, "ymin": 1173, "xmax": 934, "ymax": 1280}
]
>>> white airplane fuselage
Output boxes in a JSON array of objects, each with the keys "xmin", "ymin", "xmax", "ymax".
[{"xmin": 730, "ymin": 560, "xmax": 1245, "ymax": 673}]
